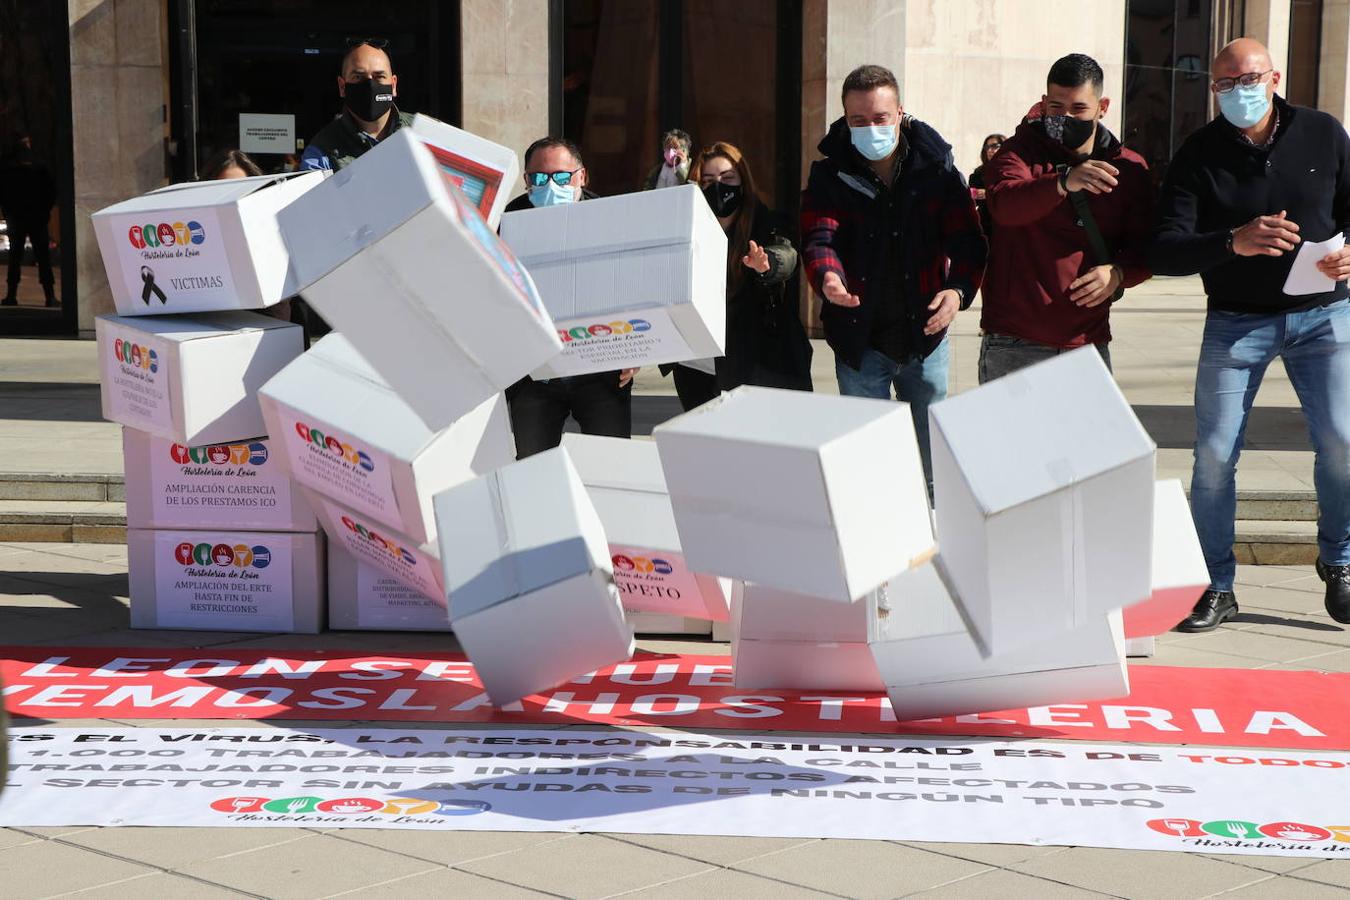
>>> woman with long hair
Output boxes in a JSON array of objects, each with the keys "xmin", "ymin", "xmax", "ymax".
[
  {"xmin": 968, "ymin": 132, "xmax": 1005, "ymax": 238},
  {"xmin": 670, "ymin": 141, "xmax": 811, "ymax": 410}
]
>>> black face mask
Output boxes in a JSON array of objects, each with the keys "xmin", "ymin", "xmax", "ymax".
[
  {"xmin": 344, "ymin": 78, "xmax": 396, "ymax": 122},
  {"xmin": 1043, "ymin": 114, "xmax": 1097, "ymax": 149},
  {"xmin": 703, "ymin": 181, "xmax": 743, "ymax": 217}
]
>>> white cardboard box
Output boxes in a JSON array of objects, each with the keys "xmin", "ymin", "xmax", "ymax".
[
  {"xmin": 654, "ymin": 387, "xmax": 935, "ymax": 602},
  {"xmin": 278, "ymin": 129, "xmax": 561, "ymax": 429},
  {"xmin": 626, "ymin": 614, "xmax": 713, "ymax": 636},
  {"xmin": 561, "ymin": 434, "xmax": 730, "ymax": 622},
  {"xmin": 730, "ymin": 581, "xmax": 884, "ymax": 691},
  {"xmin": 930, "ymin": 347, "xmax": 1156, "ymax": 653},
  {"xmin": 258, "ymin": 334, "xmax": 515, "ymax": 545},
  {"xmin": 127, "ymin": 528, "xmax": 324, "ymax": 633},
  {"xmin": 432, "ymin": 447, "xmax": 634, "ymax": 706},
  {"xmin": 93, "ymin": 171, "xmax": 323, "ymax": 316},
  {"xmin": 410, "ymin": 114, "xmax": 518, "ymax": 229},
  {"xmin": 327, "ymin": 544, "xmax": 451, "ymax": 632},
  {"xmin": 97, "ymin": 312, "xmax": 303, "ymax": 446},
  {"xmin": 870, "ymin": 559, "xmax": 1128, "ymax": 720},
  {"xmin": 123, "ymin": 427, "xmax": 317, "ymax": 531},
  {"xmin": 305, "ymin": 488, "xmax": 445, "ymax": 603},
  {"xmin": 501, "ymin": 183, "xmax": 727, "ymax": 378},
  {"xmin": 1124, "ymin": 480, "xmax": 1210, "ymax": 638}
]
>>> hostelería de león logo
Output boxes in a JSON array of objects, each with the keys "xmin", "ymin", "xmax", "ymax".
[
  {"xmin": 1148, "ymin": 817, "xmax": 1350, "ymax": 848},
  {"xmin": 341, "ymin": 515, "xmax": 417, "ymax": 567},
  {"xmin": 112, "ymin": 338, "xmax": 158, "ymax": 373},
  {"xmin": 171, "ymin": 441, "xmax": 268, "ymax": 467},
  {"xmin": 210, "ymin": 795, "xmax": 490, "ymax": 819},
  {"xmin": 174, "ymin": 541, "xmax": 272, "ymax": 571},
  {"xmin": 294, "ymin": 422, "xmax": 374, "ymax": 472},
  {"xmin": 559, "ymin": 318, "xmax": 651, "ymax": 343}
]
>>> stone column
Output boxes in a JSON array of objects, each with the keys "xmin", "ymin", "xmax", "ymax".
[
  {"xmin": 1243, "ymin": 0, "xmax": 1292, "ymax": 78},
  {"xmin": 459, "ymin": 0, "xmax": 550, "ymax": 172},
  {"xmin": 68, "ymin": 0, "xmax": 169, "ymax": 334},
  {"xmin": 1319, "ymin": 0, "xmax": 1350, "ymax": 121}
]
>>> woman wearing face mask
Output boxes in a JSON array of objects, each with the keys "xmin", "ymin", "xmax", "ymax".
[
  {"xmin": 643, "ymin": 129, "xmax": 693, "ymax": 191},
  {"xmin": 665, "ymin": 142, "xmax": 811, "ymax": 410},
  {"xmin": 968, "ymin": 133, "xmax": 1005, "ymax": 239}
]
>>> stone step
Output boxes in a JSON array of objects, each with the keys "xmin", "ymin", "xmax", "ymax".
[
  {"xmin": 0, "ymin": 472, "xmax": 124, "ymax": 502},
  {"xmin": 1233, "ymin": 518, "xmax": 1320, "ymax": 566}
]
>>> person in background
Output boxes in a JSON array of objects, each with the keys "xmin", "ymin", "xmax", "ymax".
[
  {"xmin": 1150, "ymin": 38, "xmax": 1350, "ymax": 631},
  {"xmin": 666, "ymin": 141, "xmax": 809, "ymax": 410},
  {"xmin": 503, "ymin": 137, "xmax": 638, "ymax": 457},
  {"xmin": 979, "ymin": 53, "xmax": 1154, "ymax": 383},
  {"xmin": 300, "ymin": 38, "xmax": 409, "ymax": 173},
  {"xmin": 202, "ymin": 148, "xmax": 295, "ymax": 325},
  {"xmin": 801, "ymin": 64, "xmax": 987, "ymax": 491},
  {"xmin": 968, "ymin": 132, "xmax": 1005, "ymax": 239},
  {"xmin": 643, "ymin": 129, "xmax": 693, "ymax": 190},
  {"xmin": 1, "ymin": 136, "xmax": 58, "ymax": 307}
]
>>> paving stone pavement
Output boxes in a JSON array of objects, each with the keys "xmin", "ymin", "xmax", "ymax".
[{"xmin": 1, "ymin": 541, "xmax": 1349, "ymax": 898}]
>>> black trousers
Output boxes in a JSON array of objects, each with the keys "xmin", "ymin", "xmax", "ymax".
[
  {"xmin": 6, "ymin": 217, "xmax": 54, "ymax": 291},
  {"xmin": 671, "ymin": 364, "xmax": 719, "ymax": 412},
  {"xmin": 507, "ymin": 373, "xmax": 633, "ymax": 458}
]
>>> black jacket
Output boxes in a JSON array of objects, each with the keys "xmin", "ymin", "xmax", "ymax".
[
  {"xmin": 1149, "ymin": 96, "xmax": 1350, "ymax": 313},
  {"xmin": 801, "ymin": 116, "xmax": 987, "ymax": 368}
]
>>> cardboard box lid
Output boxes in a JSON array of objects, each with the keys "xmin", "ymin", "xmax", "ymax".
[
  {"xmin": 437, "ymin": 447, "xmax": 607, "ymax": 619},
  {"xmin": 930, "ymin": 348, "xmax": 1155, "ymax": 515},
  {"xmin": 501, "ymin": 183, "xmax": 711, "ymax": 261},
  {"xmin": 97, "ymin": 311, "xmax": 296, "ymax": 343},
  {"xmin": 259, "ymin": 334, "xmax": 440, "ymax": 458},
  {"xmin": 562, "ymin": 435, "xmax": 679, "ymax": 550},
  {"xmin": 97, "ymin": 172, "xmax": 318, "ymax": 214},
  {"xmin": 656, "ymin": 386, "xmax": 902, "ymax": 450}
]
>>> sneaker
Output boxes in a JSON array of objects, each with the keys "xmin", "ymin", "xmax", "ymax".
[
  {"xmin": 1175, "ymin": 589, "xmax": 1238, "ymax": 633},
  {"xmin": 1317, "ymin": 559, "xmax": 1350, "ymax": 625}
]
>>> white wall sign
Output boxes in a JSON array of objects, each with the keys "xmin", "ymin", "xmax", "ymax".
[{"xmin": 239, "ymin": 113, "xmax": 297, "ymax": 155}]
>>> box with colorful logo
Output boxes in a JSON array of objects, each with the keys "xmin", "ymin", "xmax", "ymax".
[
  {"xmin": 258, "ymin": 334, "xmax": 515, "ymax": 546},
  {"xmin": 1123, "ymin": 480, "xmax": 1209, "ymax": 639},
  {"xmin": 930, "ymin": 347, "xmax": 1156, "ymax": 654},
  {"xmin": 126, "ymin": 528, "xmax": 324, "ymax": 632},
  {"xmin": 122, "ymin": 428, "xmax": 317, "ymax": 531},
  {"xmin": 729, "ymin": 580, "xmax": 884, "ymax": 692},
  {"xmin": 327, "ymin": 544, "xmax": 450, "ymax": 632},
  {"xmin": 97, "ymin": 312, "xmax": 303, "ymax": 446},
  {"xmin": 93, "ymin": 171, "xmax": 323, "ymax": 316},
  {"xmin": 410, "ymin": 114, "xmax": 518, "ymax": 229},
  {"xmin": 869, "ymin": 559, "xmax": 1127, "ymax": 720},
  {"xmin": 654, "ymin": 386, "xmax": 935, "ymax": 604},
  {"xmin": 304, "ymin": 488, "xmax": 444, "ymax": 604},
  {"xmin": 561, "ymin": 434, "xmax": 730, "ymax": 623},
  {"xmin": 500, "ymin": 183, "xmax": 727, "ymax": 378},
  {"xmin": 432, "ymin": 447, "xmax": 634, "ymax": 707},
  {"xmin": 277, "ymin": 129, "xmax": 561, "ymax": 430}
]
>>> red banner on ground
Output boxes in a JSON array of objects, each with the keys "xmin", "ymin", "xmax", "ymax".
[{"xmin": 3, "ymin": 647, "xmax": 1347, "ymax": 751}]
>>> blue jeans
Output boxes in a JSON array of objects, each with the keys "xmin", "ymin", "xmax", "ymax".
[
  {"xmin": 1191, "ymin": 300, "xmax": 1350, "ymax": 590},
  {"xmin": 835, "ymin": 339, "xmax": 950, "ymax": 490}
]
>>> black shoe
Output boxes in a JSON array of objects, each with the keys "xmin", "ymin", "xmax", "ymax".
[
  {"xmin": 43, "ymin": 287, "xmax": 58, "ymax": 307},
  {"xmin": 1175, "ymin": 589, "xmax": 1238, "ymax": 633},
  {"xmin": 1317, "ymin": 559, "xmax": 1350, "ymax": 625},
  {"xmin": 0, "ymin": 294, "xmax": 15, "ymax": 306}
]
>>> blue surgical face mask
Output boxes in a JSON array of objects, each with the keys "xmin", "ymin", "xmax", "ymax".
[
  {"xmin": 529, "ymin": 179, "xmax": 576, "ymax": 207},
  {"xmin": 1219, "ymin": 83, "xmax": 1271, "ymax": 129},
  {"xmin": 850, "ymin": 124, "xmax": 898, "ymax": 161}
]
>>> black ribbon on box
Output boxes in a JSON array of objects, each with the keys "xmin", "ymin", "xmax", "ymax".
[{"xmin": 141, "ymin": 265, "xmax": 167, "ymax": 305}]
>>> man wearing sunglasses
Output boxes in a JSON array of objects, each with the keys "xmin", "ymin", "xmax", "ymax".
[
  {"xmin": 501, "ymin": 137, "xmax": 638, "ymax": 458},
  {"xmin": 300, "ymin": 39, "xmax": 409, "ymax": 173},
  {"xmin": 1151, "ymin": 38, "xmax": 1350, "ymax": 631}
]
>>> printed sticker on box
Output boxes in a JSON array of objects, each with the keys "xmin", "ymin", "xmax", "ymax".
[
  {"xmin": 153, "ymin": 531, "xmax": 295, "ymax": 631},
  {"xmin": 148, "ymin": 438, "xmax": 295, "ymax": 528},
  {"xmin": 548, "ymin": 307, "xmax": 696, "ymax": 377},
  {"xmin": 107, "ymin": 208, "xmax": 239, "ymax": 311},
  {"xmin": 282, "ymin": 415, "xmax": 400, "ymax": 522},
  {"xmin": 321, "ymin": 499, "xmax": 442, "ymax": 600},
  {"xmin": 610, "ymin": 545, "xmax": 707, "ymax": 617},
  {"xmin": 356, "ymin": 564, "xmax": 447, "ymax": 629},
  {"xmin": 103, "ymin": 323, "xmax": 172, "ymax": 434}
]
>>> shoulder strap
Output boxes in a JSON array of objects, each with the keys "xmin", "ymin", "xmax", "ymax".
[{"xmin": 1062, "ymin": 166, "xmax": 1123, "ymax": 302}]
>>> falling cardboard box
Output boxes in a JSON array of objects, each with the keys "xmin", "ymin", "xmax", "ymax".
[
  {"xmin": 870, "ymin": 559, "xmax": 1127, "ymax": 720},
  {"xmin": 127, "ymin": 528, "xmax": 324, "ymax": 633},
  {"xmin": 730, "ymin": 581, "xmax": 884, "ymax": 692},
  {"xmin": 305, "ymin": 487, "xmax": 445, "ymax": 604},
  {"xmin": 258, "ymin": 333, "xmax": 514, "ymax": 545},
  {"xmin": 500, "ymin": 183, "xmax": 726, "ymax": 378},
  {"xmin": 97, "ymin": 311, "xmax": 303, "ymax": 446},
  {"xmin": 122, "ymin": 428, "xmax": 317, "ymax": 531},
  {"xmin": 327, "ymin": 544, "xmax": 450, "ymax": 632},
  {"xmin": 432, "ymin": 447, "xmax": 634, "ymax": 707},
  {"xmin": 410, "ymin": 114, "xmax": 519, "ymax": 229},
  {"xmin": 930, "ymin": 347, "xmax": 1156, "ymax": 653},
  {"xmin": 278, "ymin": 129, "xmax": 561, "ymax": 429},
  {"xmin": 654, "ymin": 386, "xmax": 935, "ymax": 602},
  {"xmin": 561, "ymin": 433, "xmax": 730, "ymax": 622},
  {"xmin": 1123, "ymin": 479, "xmax": 1210, "ymax": 639},
  {"xmin": 93, "ymin": 171, "xmax": 322, "ymax": 316}
]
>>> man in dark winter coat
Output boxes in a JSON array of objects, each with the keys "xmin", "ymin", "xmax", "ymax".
[
  {"xmin": 800, "ymin": 64, "xmax": 987, "ymax": 489},
  {"xmin": 982, "ymin": 53, "xmax": 1155, "ymax": 381},
  {"xmin": 1150, "ymin": 38, "xmax": 1350, "ymax": 631}
]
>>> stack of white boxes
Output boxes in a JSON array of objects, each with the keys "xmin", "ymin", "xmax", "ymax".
[{"xmin": 93, "ymin": 172, "xmax": 327, "ymax": 632}]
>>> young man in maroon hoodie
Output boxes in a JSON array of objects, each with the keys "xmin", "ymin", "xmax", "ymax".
[{"xmin": 981, "ymin": 54, "xmax": 1155, "ymax": 382}]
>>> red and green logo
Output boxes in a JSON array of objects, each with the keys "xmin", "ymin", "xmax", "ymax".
[
  {"xmin": 174, "ymin": 542, "xmax": 272, "ymax": 569},
  {"xmin": 127, "ymin": 220, "xmax": 205, "ymax": 249}
]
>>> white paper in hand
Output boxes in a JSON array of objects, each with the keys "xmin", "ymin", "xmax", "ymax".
[{"xmin": 1283, "ymin": 233, "xmax": 1346, "ymax": 296}]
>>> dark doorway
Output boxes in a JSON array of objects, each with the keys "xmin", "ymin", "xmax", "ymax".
[{"xmin": 0, "ymin": 2, "xmax": 77, "ymax": 336}]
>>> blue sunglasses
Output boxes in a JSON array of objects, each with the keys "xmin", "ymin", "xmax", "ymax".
[{"xmin": 526, "ymin": 169, "xmax": 580, "ymax": 188}]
